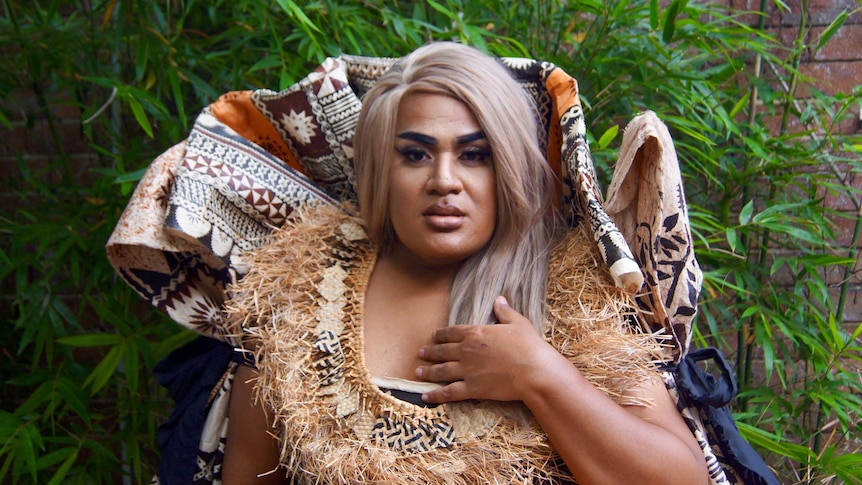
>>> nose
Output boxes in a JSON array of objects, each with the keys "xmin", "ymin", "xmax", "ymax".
[{"xmin": 426, "ymin": 156, "xmax": 463, "ymax": 195}]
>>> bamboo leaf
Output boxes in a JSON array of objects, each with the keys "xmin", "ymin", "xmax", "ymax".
[
  {"xmin": 662, "ymin": 0, "xmax": 681, "ymax": 44},
  {"xmin": 274, "ymin": 0, "xmax": 322, "ymax": 33},
  {"xmin": 83, "ymin": 344, "xmax": 125, "ymax": 395},
  {"xmin": 57, "ymin": 378, "xmax": 91, "ymax": 426},
  {"xmin": 816, "ymin": 10, "xmax": 847, "ymax": 51},
  {"xmin": 738, "ymin": 200, "xmax": 754, "ymax": 225},
  {"xmin": 18, "ymin": 422, "xmax": 42, "ymax": 481},
  {"xmin": 725, "ymin": 227, "xmax": 740, "ymax": 253},
  {"xmin": 46, "ymin": 448, "xmax": 78, "ymax": 485},
  {"xmin": 597, "ymin": 124, "xmax": 619, "ymax": 149},
  {"xmin": 57, "ymin": 333, "xmax": 123, "ymax": 347},
  {"xmin": 126, "ymin": 95, "xmax": 154, "ymax": 138}
]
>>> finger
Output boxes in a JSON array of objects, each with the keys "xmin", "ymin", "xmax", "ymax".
[
  {"xmin": 430, "ymin": 325, "xmax": 467, "ymax": 344},
  {"xmin": 415, "ymin": 361, "xmax": 462, "ymax": 383},
  {"xmin": 421, "ymin": 380, "xmax": 470, "ymax": 404},
  {"xmin": 418, "ymin": 342, "xmax": 460, "ymax": 363},
  {"xmin": 492, "ymin": 295, "xmax": 524, "ymax": 325}
]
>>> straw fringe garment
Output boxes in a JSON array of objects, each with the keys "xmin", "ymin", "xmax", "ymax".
[{"xmin": 225, "ymin": 204, "xmax": 665, "ymax": 484}]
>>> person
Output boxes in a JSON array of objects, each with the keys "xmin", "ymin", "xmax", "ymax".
[{"xmin": 221, "ymin": 42, "xmax": 709, "ymax": 484}]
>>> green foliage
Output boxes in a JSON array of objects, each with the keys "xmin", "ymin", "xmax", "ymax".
[{"xmin": 1, "ymin": 0, "xmax": 860, "ymax": 483}]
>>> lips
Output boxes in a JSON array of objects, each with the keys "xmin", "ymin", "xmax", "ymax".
[
  {"xmin": 423, "ymin": 203, "xmax": 465, "ymax": 217},
  {"xmin": 423, "ymin": 203, "xmax": 465, "ymax": 230}
]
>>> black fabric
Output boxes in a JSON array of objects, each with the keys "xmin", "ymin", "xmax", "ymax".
[
  {"xmin": 674, "ymin": 348, "xmax": 781, "ymax": 485},
  {"xmin": 380, "ymin": 387, "xmax": 440, "ymax": 408},
  {"xmin": 153, "ymin": 336, "xmax": 235, "ymax": 485}
]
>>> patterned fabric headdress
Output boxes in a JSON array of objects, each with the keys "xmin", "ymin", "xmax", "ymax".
[{"xmin": 106, "ymin": 52, "xmax": 700, "ymax": 362}]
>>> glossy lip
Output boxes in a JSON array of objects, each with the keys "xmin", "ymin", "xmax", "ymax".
[{"xmin": 423, "ymin": 202, "xmax": 465, "ymax": 230}]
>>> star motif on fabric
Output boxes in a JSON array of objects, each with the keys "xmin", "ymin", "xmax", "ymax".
[
  {"xmin": 501, "ymin": 57, "xmax": 536, "ymax": 70},
  {"xmin": 281, "ymin": 109, "xmax": 316, "ymax": 145}
]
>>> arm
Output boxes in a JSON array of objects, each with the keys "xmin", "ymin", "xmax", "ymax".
[
  {"xmin": 416, "ymin": 296, "xmax": 707, "ymax": 485},
  {"xmin": 222, "ymin": 364, "xmax": 286, "ymax": 485}
]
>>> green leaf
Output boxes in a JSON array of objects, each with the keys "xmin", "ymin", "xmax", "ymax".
[
  {"xmin": 649, "ymin": 0, "xmax": 659, "ymax": 30},
  {"xmin": 57, "ymin": 378, "xmax": 92, "ymax": 426},
  {"xmin": 112, "ymin": 167, "xmax": 148, "ymax": 184},
  {"xmin": 46, "ymin": 448, "xmax": 78, "ymax": 485},
  {"xmin": 728, "ymin": 91, "xmax": 750, "ymax": 119},
  {"xmin": 18, "ymin": 422, "xmax": 42, "ymax": 480},
  {"xmin": 57, "ymin": 333, "xmax": 123, "ymax": 347},
  {"xmin": 816, "ymin": 10, "xmax": 847, "ymax": 51},
  {"xmin": 725, "ymin": 227, "xmax": 739, "ymax": 253},
  {"xmin": 126, "ymin": 95, "xmax": 154, "ymax": 138},
  {"xmin": 597, "ymin": 124, "xmax": 619, "ymax": 149},
  {"xmin": 248, "ymin": 54, "xmax": 283, "ymax": 73},
  {"xmin": 0, "ymin": 109, "xmax": 11, "ymax": 129},
  {"xmin": 35, "ymin": 447, "xmax": 75, "ymax": 470},
  {"xmin": 83, "ymin": 344, "xmax": 125, "ymax": 395},
  {"xmin": 662, "ymin": 0, "xmax": 681, "ymax": 44},
  {"xmin": 738, "ymin": 200, "xmax": 754, "ymax": 225},
  {"xmin": 274, "ymin": 0, "xmax": 322, "ymax": 33}
]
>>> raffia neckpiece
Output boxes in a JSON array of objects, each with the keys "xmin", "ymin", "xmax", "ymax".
[{"xmin": 226, "ymin": 205, "xmax": 665, "ymax": 484}]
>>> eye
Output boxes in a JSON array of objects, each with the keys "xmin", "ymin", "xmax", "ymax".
[
  {"xmin": 397, "ymin": 147, "xmax": 431, "ymax": 163},
  {"xmin": 460, "ymin": 147, "xmax": 491, "ymax": 165}
]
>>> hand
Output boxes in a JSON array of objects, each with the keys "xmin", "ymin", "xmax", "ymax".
[{"xmin": 416, "ymin": 296, "xmax": 559, "ymax": 403}]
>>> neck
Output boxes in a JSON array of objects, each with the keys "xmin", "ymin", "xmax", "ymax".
[{"xmin": 377, "ymin": 246, "xmax": 461, "ymax": 294}]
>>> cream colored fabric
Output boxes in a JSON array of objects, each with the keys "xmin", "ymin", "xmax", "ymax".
[{"xmin": 605, "ymin": 111, "xmax": 703, "ymax": 362}]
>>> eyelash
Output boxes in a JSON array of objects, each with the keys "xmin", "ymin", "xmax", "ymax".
[
  {"xmin": 461, "ymin": 147, "xmax": 490, "ymax": 164},
  {"xmin": 396, "ymin": 147, "xmax": 491, "ymax": 165},
  {"xmin": 397, "ymin": 147, "xmax": 430, "ymax": 163}
]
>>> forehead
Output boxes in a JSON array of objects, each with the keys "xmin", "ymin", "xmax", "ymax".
[{"xmin": 395, "ymin": 93, "xmax": 481, "ymax": 135}]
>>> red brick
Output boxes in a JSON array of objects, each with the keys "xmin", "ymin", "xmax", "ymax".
[
  {"xmin": 827, "ymin": 210, "xmax": 861, "ymax": 247},
  {"xmin": 758, "ymin": 110, "xmax": 815, "ymax": 136},
  {"xmin": 831, "ymin": 286, "xmax": 862, "ymax": 323},
  {"xmin": 816, "ymin": 255, "xmax": 861, "ymax": 286},
  {"xmin": 50, "ymin": 102, "xmax": 82, "ymax": 121},
  {"xmin": 822, "ymin": 172, "xmax": 862, "ymax": 211},
  {"xmin": 0, "ymin": 126, "xmax": 27, "ymax": 156},
  {"xmin": 812, "ymin": 24, "xmax": 862, "ymax": 62},
  {"xmin": 727, "ymin": 0, "xmax": 776, "ymax": 27},
  {"xmin": 768, "ymin": 23, "xmax": 862, "ymax": 63},
  {"xmin": 759, "ymin": 106, "xmax": 860, "ymax": 136},
  {"xmin": 796, "ymin": 60, "xmax": 862, "ymax": 97},
  {"xmin": 1, "ymin": 88, "xmax": 40, "ymax": 120},
  {"xmin": 58, "ymin": 121, "xmax": 88, "ymax": 155},
  {"xmin": 68, "ymin": 153, "xmax": 100, "ymax": 185},
  {"xmin": 768, "ymin": 0, "xmax": 862, "ymax": 27}
]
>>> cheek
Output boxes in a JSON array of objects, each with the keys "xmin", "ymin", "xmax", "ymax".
[{"xmin": 386, "ymin": 175, "xmax": 420, "ymax": 229}]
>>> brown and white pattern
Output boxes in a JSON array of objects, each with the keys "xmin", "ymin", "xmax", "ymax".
[{"xmin": 605, "ymin": 111, "xmax": 703, "ymax": 362}]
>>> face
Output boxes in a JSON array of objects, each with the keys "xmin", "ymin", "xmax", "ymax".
[{"xmin": 387, "ymin": 93, "xmax": 497, "ymax": 268}]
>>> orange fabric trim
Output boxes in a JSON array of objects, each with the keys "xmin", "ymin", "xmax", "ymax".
[
  {"xmin": 544, "ymin": 68, "xmax": 582, "ymax": 203},
  {"xmin": 209, "ymin": 91, "xmax": 303, "ymax": 172}
]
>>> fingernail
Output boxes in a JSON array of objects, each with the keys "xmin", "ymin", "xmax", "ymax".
[
  {"xmin": 497, "ymin": 296, "xmax": 508, "ymax": 306},
  {"xmin": 418, "ymin": 346, "xmax": 426, "ymax": 358},
  {"xmin": 415, "ymin": 367, "xmax": 423, "ymax": 378}
]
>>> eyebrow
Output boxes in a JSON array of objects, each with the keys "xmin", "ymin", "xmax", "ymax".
[{"xmin": 396, "ymin": 131, "xmax": 486, "ymax": 146}]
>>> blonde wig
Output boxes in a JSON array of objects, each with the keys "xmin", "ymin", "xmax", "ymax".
[{"xmin": 354, "ymin": 42, "xmax": 557, "ymax": 329}]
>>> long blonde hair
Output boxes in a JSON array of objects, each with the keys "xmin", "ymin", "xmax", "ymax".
[{"xmin": 354, "ymin": 42, "xmax": 557, "ymax": 330}]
